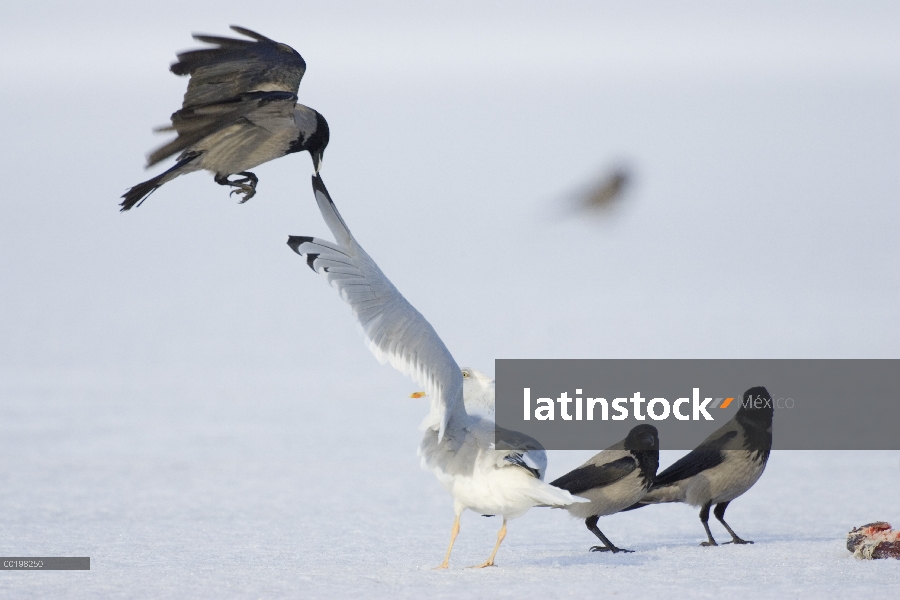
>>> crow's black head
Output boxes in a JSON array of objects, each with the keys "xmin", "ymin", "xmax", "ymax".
[
  {"xmin": 624, "ymin": 424, "xmax": 660, "ymax": 484},
  {"xmin": 737, "ymin": 386, "xmax": 774, "ymax": 460},
  {"xmin": 624, "ymin": 424, "xmax": 659, "ymax": 451},
  {"xmin": 305, "ymin": 110, "xmax": 330, "ymax": 173},
  {"xmin": 738, "ymin": 386, "xmax": 775, "ymax": 423}
]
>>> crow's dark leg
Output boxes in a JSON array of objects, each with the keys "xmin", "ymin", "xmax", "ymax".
[
  {"xmin": 699, "ymin": 501, "xmax": 718, "ymax": 546},
  {"xmin": 715, "ymin": 501, "xmax": 752, "ymax": 544},
  {"xmin": 214, "ymin": 172, "xmax": 258, "ymax": 203},
  {"xmin": 237, "ymin": 171, "xmax": 258, "ymax": 184},
  {"xmin": 585, "ymin": 515, "xmax": 633, "ymax": 553}
]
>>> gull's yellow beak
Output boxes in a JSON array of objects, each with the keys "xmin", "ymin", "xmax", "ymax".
[{"xmin": 409, "ymin": 391, "xmax": 427, "ymax": 398}]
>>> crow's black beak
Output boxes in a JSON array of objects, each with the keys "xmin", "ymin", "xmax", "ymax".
[{"xmin": 312, "ymin": 150, "xmax": 324, "ymax": 174}]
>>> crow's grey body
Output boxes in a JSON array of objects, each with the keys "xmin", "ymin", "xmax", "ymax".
[
  {"xmin": 551, "ymin": 425, "xmax": 659, "ymax": 553},
  {"xmin": 627, "ymin": 386, "xmax": 774, "ymax": 546},
  {"xmin": 121, "ymin": 26, "xmax": 329, "ymax": 211}
]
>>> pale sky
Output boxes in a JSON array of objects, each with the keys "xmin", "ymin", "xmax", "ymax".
[{"xmin": 2, "ymin": 1, "xmax": 898, "ymax": 391}]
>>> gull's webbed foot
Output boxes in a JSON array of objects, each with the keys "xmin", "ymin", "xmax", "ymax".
[{"xmin": 467, "ymin": 560, "xmax": 497, "ymax": 569}]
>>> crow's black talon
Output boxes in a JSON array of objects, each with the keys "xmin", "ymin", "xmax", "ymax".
[
  {"xmin": 589, "ymin": 545, "xmax": 632, "ymax": 553},
  {"xmin": 218, "ymin": 172, "xmax": 258, "ymax": 202}
]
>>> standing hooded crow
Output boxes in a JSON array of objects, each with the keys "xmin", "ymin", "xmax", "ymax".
[
  {"xmin": 626, "ymin": 386, "xmax": 774, "ymax": 546},
  {"xmin": 551, "ymin": 424, "xmax": 659, "ymax": 553},
  {"xmin": 121, "ymin": 26, "xmax": 329, "ymax": 210}
]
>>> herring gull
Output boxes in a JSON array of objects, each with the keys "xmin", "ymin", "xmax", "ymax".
[{"xmin": 287, "ymin": 175, "xmax": 582, "ymax": 568}]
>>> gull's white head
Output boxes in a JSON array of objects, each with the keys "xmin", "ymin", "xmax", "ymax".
[{"xmin": 461, "ymin": 367, "xmax": 495, "ymax": 418}]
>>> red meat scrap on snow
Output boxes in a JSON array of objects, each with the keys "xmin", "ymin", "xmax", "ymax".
[{"xmin": 847, "ymin": 522, "xmax": 900, "ymax": 560}]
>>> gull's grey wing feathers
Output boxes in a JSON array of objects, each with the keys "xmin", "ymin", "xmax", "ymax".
[
  {"xmin": 147, "ymin": 91, "xmax": 296, "ymax": 167},
  {"xmin": 503, "ymin": 453, "xmax": 541, "ymax": 479},
  {"xmin": 494, "ymin": 425, "xmax": 546, "ymax": 452},
  {"xmin": 287, "ymin": 175, "xmax": 465, "ymax": 439},
  {"xmin": 494, "ymin": 425, "xmax": 548, "ymax": 479},
  {"xmin": 171, "ymin": 25, "xmax": 307, "ymax": 108}
]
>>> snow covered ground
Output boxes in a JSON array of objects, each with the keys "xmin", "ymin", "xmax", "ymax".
[
  {"xmin": 2, "ymin": 1, "xmax": 898, "ymax": 597},
  {"xmin": 1, "ymin": 372, "xmax": 898, "ymax": 598}
]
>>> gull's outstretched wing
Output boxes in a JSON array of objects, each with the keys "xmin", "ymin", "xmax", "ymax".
[
  {"xmin": 287, "ymin": 175, "xmax": 465, "ymax": 439},
  {"xmin": 172, "ymin": 26, "xmax": 307, "ymax": 107}
]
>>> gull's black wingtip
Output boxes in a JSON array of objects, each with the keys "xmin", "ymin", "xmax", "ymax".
[
  {"xmin": 287, "ymin": 235, "xmax": 313, "ymax": 255},
  {"xmin": 311, "ymin": 173, "xmax": 329, "ymax": 196}
]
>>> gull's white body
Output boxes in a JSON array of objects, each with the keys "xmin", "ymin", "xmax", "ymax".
[
  {"xmin": 419, "ymin": 371, "xmax": 570, "ymax": 519},
  {"xmin": 289, "ymin": 176, "xmax": 579, "ymax": 567}
]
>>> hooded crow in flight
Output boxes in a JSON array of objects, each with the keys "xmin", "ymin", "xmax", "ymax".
[
  {"xmin": 551, "ymin": 424, "xmax": 659, "ymax": 553},
  {"xmin": 625, "ymin": 386, "xmax": 774, "ymax": 546},
  {"xmin": 121, "ymin": 26, "xmax": 329, "ymax": 211}
]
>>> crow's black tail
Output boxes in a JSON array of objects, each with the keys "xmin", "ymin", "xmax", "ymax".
[
  {"xmin": 120, "ymin": 153, "xmax": 199, "ymax": 211},
  {"xmin": 120, "ymin": 175, "xmax": 164, "ymax": 211}
]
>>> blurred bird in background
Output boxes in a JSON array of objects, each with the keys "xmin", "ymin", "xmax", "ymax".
[{"xmin": 554, "ymin": 163, "xmax": 633, "ymax": 220}]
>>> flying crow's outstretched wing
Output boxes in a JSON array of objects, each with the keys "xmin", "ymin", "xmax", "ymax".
[
  {"xmin": 148, "ymin": 26, "xmax": 307, "ymax": 167},
  {"xmin": 173, "ymin": 26, "xmax": 306, "ymax": 106}
]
